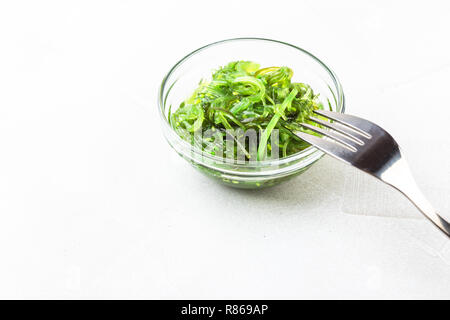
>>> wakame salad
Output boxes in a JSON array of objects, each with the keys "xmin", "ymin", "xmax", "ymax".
[{"xmin": 169, "ymin": 61, "xmax": 324, "ymax": 161}]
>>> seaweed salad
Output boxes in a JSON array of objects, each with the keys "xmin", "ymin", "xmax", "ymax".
[{"xmin": 169, "ymin": 61, "xmax": 324, "ymax": 161}]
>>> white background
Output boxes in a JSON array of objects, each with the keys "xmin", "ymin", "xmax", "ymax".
[{"xmin": 1, "ymin": 0, "xmax": 450, "ymax": 299}]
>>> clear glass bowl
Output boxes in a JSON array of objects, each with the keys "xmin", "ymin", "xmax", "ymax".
[{"xmin": 158, "ymin": 38, "xmax": 345, "ymax": 189}]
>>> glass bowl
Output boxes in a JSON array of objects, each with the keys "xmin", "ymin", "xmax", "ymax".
[{"xmin": 158, "ymin": 38, "xmax": 345, "ymax": 189}]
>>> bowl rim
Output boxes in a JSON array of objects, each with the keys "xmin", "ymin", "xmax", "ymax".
[{"xmin": 158, "ymin": 37, "xmax": 345, "ymax": 168}]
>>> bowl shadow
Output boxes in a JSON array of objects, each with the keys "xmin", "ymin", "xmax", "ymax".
[{"xmin": 212, "ymin": 156, "xmax": 348, "ymax": 214}]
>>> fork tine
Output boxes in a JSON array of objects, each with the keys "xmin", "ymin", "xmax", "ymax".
[
  {"xmin": 313, "ymin": 110, "xmax": 372, "ymax": 139},
  {"xmin": 295, "ymin": 131, "xmax": 357, "ymax": 163},
  {"xmin": 308, "ymin": 116, "xmax": 365, "ymax": 145},
  {"xmin": 300, "ymin": 123, "xmax": 358, "ymax": 151}
]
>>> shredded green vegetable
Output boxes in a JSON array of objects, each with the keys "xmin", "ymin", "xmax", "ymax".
[{"xmin": 170, "ymin": 61, "xmax": 324, "ymax": 161}]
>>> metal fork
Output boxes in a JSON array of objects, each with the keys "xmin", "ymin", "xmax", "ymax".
[{"xmin": 296, "ymin": 109, "xmax": 450, "ymax": 238}]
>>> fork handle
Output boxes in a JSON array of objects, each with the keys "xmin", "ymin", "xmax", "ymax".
[
  {"xmin": 381, "ymin": 157, "xmax": 450, "ymax": 238},
  {"xmin": 396, "ymin": 184, "xmax": 450, "ymax": 237}
]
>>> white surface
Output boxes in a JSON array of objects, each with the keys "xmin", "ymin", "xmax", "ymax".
[{"xmin": 0, "ymin": 0, "xmax": 450, "ymax": 299}]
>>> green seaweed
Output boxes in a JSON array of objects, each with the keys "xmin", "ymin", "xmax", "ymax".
[{"xmin": 170, "ymin": 61, "xmax": 323, "ymax": 161}]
